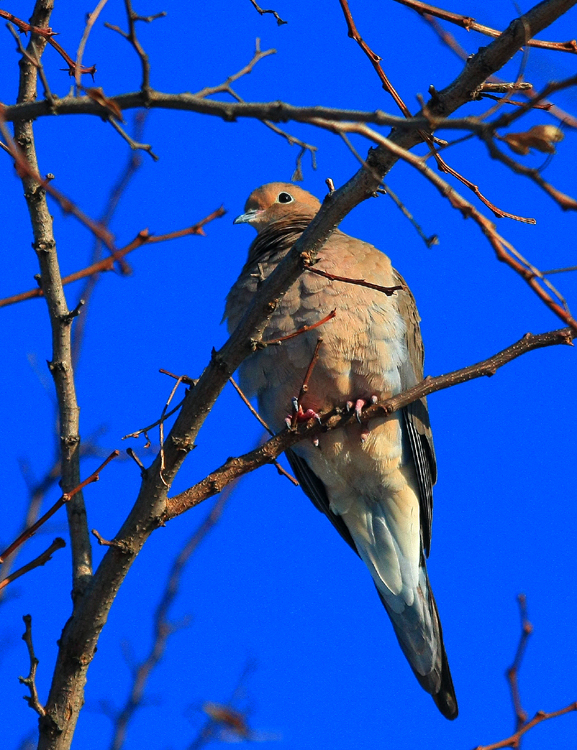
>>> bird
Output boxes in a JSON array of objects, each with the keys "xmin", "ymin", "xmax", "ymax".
[{"xmin": 224, "ymin": 182, "xmax": 457, "ymax": 720}]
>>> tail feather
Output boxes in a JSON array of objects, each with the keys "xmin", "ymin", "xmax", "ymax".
[{"xmin": 376, "ymin": 569, "xmax": 458, "ymax": 720}]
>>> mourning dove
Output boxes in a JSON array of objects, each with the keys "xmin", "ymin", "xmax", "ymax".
[{"xmin": 225, "ymin": 183, "xmax": 457, "ymax": 719}]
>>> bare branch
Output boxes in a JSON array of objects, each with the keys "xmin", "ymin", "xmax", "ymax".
[
  {"xmin": 108, "ymin": 486, "xmax": 235, "ymax": 750},
  {"xmin": 166, "ymin": 327, "xmax": 575, "ymax": 519},
  {"xmin": 394, "ymin": 0, "xmax": 577, "ymax": 53},
  {"xmin": 74, "ymin": 0, "xmax": 110, "ymax": 90},
  {"xmin": 0, "ymin": 452, "xmax": 119, "ymax": 564},
  {"xmin": 34, "ymin": 4, "xmax": 577, "ymax": 745},
  {"xmin": 0, "ymin": 208, "xmax": 226, "ymax": 309},
  {"xmin": 19, "ymin": 615, "xmax": 46, "ymax": 717},
  {"xmin": 0, "ymin": 9, "xmax": 97, "ymax": 76},
  {"xmin": 248, "ymin": 0, "xmax": 287, "ymax": 26},
  {"xmin": 0, "ymin": 538, "xmax": 66, "ymax": 592},
  {"xmin": 506, "ymin": 594, "xmax": 533, "ymax": 731},
  {"xmin": 308, "ymin": 118, "xmax": 577, "ymax": 330}
]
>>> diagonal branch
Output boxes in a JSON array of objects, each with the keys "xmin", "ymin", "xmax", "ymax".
[
  {"xmin": 166, "ymin": 326, "xmax": 575, "ymax": 519},
  {"xmin": 0, "ymin": 208, "xmax": 226, "ymax": 309},
  {"xmin": 394, "ymin": 0, "xmax": 577, "ymax": 53}
]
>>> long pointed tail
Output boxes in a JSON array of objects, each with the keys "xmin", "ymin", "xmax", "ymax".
[{"xmin": 376, "ymin": 568, "xmax": 458, "ymax": 720}]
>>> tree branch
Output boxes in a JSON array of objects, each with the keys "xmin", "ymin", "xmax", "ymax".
[
  {"xmin": 166, "ymin": 327, "xmax": 574, "ymax": 519},
  {"xmin": 394, "ymin": 0, "xmax": 577, "ymax": 53},
  {"xmin": 35, "ymin": 3, "xmax": 577, "ymax": 747}
]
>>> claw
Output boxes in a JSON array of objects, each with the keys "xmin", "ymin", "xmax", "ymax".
[
  {"xmin": 370, "ymin": 394, "xmax": 378, "ymax": 404},
  {"xmin": 346, "ymin": 400, "xmax": 354, "ymax": 412},
  {"xmin": 312, "ymin": 437, "xmax": 321, "ymax": 449},
  {"xmin": 291, "ymin": 397, "xmax": 300, "ymax": 413},
  {"xmin": 354, "ymin": 398, "xmax": 366, "ymax": 423}
]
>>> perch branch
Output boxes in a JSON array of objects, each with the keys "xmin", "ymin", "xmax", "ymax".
[{"xmin": 166, "ymin": 326, "xmax": 574, "ymax": 518}]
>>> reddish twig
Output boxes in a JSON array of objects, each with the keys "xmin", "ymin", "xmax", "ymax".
[
  {"xmin": 248, "ymin": 0, "xmax": 287, "ymax": 25},
  {"xmin": 308, "ymin": 118, "xmax": 577, "ymax": 332},
  {"xmin": 288, "ymin": 337, "xmax": 323, "ymax": 430},
  {"xmin": 228, "ymin": 378, "xmax": 298, "ymax": 485},
  {"xmin": 0, "ymin": 452, "xmax": 119, "ymax": 563},
  {"xmin": 474, "ymin": 703, "xmax": 577, "ymax": 749},
  {"xmin": 394, "ymin": 0, "xmax": 577, "ymax": 54},
  {"xmin": 431, "ymin": 151, "xmax": 536, "ymax": 223},
  {"xmin": 299, "ymin": 338, "xmax": 322, "ymax": 397},
  {"xmin": 0, "ymin": 538, "xmax": 66, "ymax": 592},
  {"xmin": 261, "ymin": 309, "xmax": 336, "ymax": 345},
  {"xmin": 338, "ymin": 0, "xmax": 412, "ymax": 117},
  {"xmin": 0, "ymin": 208, "xmax": 226, "ymax": 309},
  {"xmin": 306, "ymin": 267, "xmax": 405, "ymax": 296},
  {"xmin": 0, "ymin": 9, "xmax": 97, "ymax": 75},
  {"xmin": 507, "ymin": 594, "xmax": 534, "ymax": 731}
]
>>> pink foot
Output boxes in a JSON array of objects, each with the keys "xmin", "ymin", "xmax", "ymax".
[{"xmin": 285, "ymin": 398, "xmax": 321, "ymax": 429}]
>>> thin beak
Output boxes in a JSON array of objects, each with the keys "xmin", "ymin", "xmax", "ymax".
[{"xmin": 233, "ymin": 208, "xmax": 261, "ymax": 225}]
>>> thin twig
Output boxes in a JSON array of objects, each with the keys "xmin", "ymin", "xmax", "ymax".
[
  {"xmin": 0, "ymin": 208, "xmax": 226, "ymax": 309},
  {"xmin": 107, "ymin": 116, "xmax": 158, "ymax": 159},
  {"xmin": 74, "ymin": 0, "xmax": 110, "ymax": 91},
  {"xmin": 306, "ymin": 267, "xmax": 406, "ymax": 296},
  {"xmin": 248, "ymin": 0, "xmax": 287, "ymax": 25},
  {"xmin": 506, "ymin": 594, "xmax": 533, "ymax": 731},
  {"xmin": 473, "ymin": 703, "xmax": 577, "ymax": 750},
  {"xmin": 0, "ymin": 538, "xmax": 66, "ymax": 592},
  {"xmin": 542, "ymin": 264, "xmax": 577, "ymax": 275},
  {"xmin": 122, "ymin": 398, "xmax": 185, "ymax": 443},
  {"xmin": 228, "ymin": 377, "xmax": 299, "ymax": 487},
  {"xmin": 260, "ymin": 309, "xmax": 336, "ymax": 345},
  {"xmin": 159, "ymin": 377, "xmax": 185, "ymax": 485},
  {"xmin": 0, "ymin": 452, "xmax": 119, "ymax": 563},
  {"xmin": 338, "ymin": 0, "xmax": 411, "ymax": 116},
  {"xmin": 229, "ymin": 377, "xmax": 273, "ymax": 436},
  {"xmin": 19, "ymin": 615, "xmax": 46, "ymax": 716}
]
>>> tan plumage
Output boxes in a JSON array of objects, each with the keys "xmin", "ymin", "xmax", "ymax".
[{"xmin": 225, "ymin": 182, "xmax": 457, "ymax": 719}]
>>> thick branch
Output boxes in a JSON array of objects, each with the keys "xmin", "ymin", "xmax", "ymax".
[{"xmin": 12, "ymin": 0, "xmax": 94, "ymax": 610}]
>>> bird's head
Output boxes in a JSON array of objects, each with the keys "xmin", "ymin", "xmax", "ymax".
[{"xmin": 233, "ymin": 182, "xmax": 321, "ymax": 232}]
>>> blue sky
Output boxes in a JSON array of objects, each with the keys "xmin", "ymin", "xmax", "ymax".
[{"xmin": 1, "ymin": 2, "xmax": 576, "ymax": 748}]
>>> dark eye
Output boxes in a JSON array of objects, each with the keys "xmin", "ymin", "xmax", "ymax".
[{"xmin": 277, "ymin": 192, "xmax": 294, "ymax": 204}]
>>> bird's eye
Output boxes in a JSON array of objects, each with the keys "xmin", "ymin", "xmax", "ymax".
[{"xmin": 277, "ymin": 192, "xmax": 294, "ymax": 204}]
